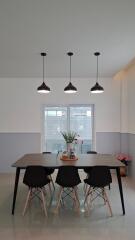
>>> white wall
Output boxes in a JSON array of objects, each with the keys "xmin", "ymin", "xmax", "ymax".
[
  {"xmin": 127, "ymin": 67, "xmax": 135, "ymax": 134},
  {"xmin": 120, "ymin": 64, "xmax": 135, "ymax": 179},
  {"xmin": 0, "ymin": 76, "xmax": 129, "ymax": 172},
  {"xmin": 0, "ymin": 77, "xmax": 121, "ymax": 133},
  {"xmin": 119, "ymin": 65, "xmax": 135, "ymax": 134}
]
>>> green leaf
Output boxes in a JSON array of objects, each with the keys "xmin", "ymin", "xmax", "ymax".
[{"xmin": 61, "ymin": 131, "xmax": 77, "ymax": 143}]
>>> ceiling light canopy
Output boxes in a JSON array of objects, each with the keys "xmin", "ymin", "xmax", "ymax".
[
  {"xmin": 37, "ymin": 52, "xmax": 51, "ymax": 93},
  {"xmin": 64, "ymin": 52, "xmax": 77, "ymax": 93},
  {"xmin": 90, "ymin": 52, "xmax": 104, "ymax": 94}
]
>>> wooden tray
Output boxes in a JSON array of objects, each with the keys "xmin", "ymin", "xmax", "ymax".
[{"xmin": 60, "ymin": 156, "xmax": 78, "ymax": 161}]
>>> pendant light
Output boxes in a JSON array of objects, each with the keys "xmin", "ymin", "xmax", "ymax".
[
  {"xmin": 64, "ymin": 52, "xmax": 77, "ymax": 93},
  {"xmin": 90, "ymin": 52, "xmax": 104, "ymax": 93},
  {"xmin": 37, "ymin": 52, "xmax": 51, "ymax": 93}
]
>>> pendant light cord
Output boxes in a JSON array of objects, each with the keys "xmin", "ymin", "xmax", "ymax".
[
  {"xmin": 96, "ymin": 54, "xmax": 98, "ymax": 83},
  {"xmin": 43, "ymin": 54, "xmax": 45, "ymax": 83},
  {"xmin": 69, "ymin": 55, "xmax": 71, "ymax": 83}
]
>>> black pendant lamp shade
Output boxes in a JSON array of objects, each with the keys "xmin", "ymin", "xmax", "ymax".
[
  {"xmin": 37, "ymin": 52, "xmax": 51, "ymax": 93},
  {"xmin": 64, "ymin": 52, "xmax": 77, "ymax": 93},
  {"xmin": 37, "ymin": 81, "xmax": 50, "ymax": 93},
  {"xmin": 90, "ymin": 52, "xmax": 104, "ymax": 94},
  {"xmin": 90, "ymin": 82, "xmax": 104, "ymax": 93},
  {"xmin": 64, "ymin": 82, "xmax": 77, "ymax": 93}
]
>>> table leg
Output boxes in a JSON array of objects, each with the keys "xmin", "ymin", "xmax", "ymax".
[
  {"xmin": 12, "ymin": 167, "xmax": 20, "ymax": 215},
  {"xmin": 116, "ymin": 167, "xmax": 125, "ymax": 215}
]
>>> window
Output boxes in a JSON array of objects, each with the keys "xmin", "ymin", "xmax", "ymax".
[{"xmin": 42, "ymin": 105, "xmax": 94, "ymax": 153}]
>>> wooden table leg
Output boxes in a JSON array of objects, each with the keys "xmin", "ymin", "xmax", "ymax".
[
  {"xmin": 116, "ymin": 167, "xmax": 125, "ymax": 215},
  {"xmin": 12, "ymin": 167, "xmax": 20, "ymax": 215}
]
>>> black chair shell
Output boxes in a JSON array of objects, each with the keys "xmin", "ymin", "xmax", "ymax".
[
  {"xmin": 84, "ymin": 166, "xmax": 112, "ymax": 188},
  {"xmin": 87, "ymin": 151, "xmax": 97, "ymax": 154},
  {"xmin": 56, "ymin": 166, "xmax": 81, "ymax": 187},
  {"xmin": 23, "ymin": 166, "xmax": 50, "ymax": 188},
  {"xmin": 42, "ymin": 152, "xmax": 55, "ymax": 175},
  {"xmin": 84, "ymin": 151, "xmax": 97, "ymax": 174}
]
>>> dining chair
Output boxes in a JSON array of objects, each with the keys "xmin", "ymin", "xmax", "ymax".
[
  {"xmin": 22, "ymin": 166, "xmax": 50, "ymax": 217},
  {"xmin": 42, "ymin": 152, "xmax": 55, "ymax": 190},
  {"xmin": 55, "ymin": 166, "xmax": 81, "ymax": 213},
  {"xmin": 87, "ymin": 151, "xmax": 97, "ymax": 154},
  {"xmin": 83, "ymin": 151, "xmax": 97, "ymax": 193},
  {"xmin": 84, "ymin": 166, "xmax": 113, "ymax": 217},
  {"xmin": 83, "ymin": 151, "xmax": 111, "ymax": 191},
  {"xmin": 84, "ymin": 151, "xmax": 97, "ymax": 174}
]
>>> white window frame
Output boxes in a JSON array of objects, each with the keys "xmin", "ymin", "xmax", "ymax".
[{"xmin": 42, "ymin": 104, "xmax": 95, "ymax": 152}]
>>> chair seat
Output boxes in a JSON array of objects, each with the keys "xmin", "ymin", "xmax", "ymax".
[{"xmin": 84, "ymin": 178, "xmax": 109, "ymax": 188}]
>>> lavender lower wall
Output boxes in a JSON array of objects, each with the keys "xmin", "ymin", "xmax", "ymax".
[
  {"xmin": 0, "ymin": 133, "xmax": 41, "ymax": 172},
  {"xmin": 96, "ymin": 132, "xmax": 121, "ymax": 154},
  {"xmin": 121, "ymin": 133, "xmax": 129, "ymax": 154},
  {"xmin": 128, "ymin": 133, "xmax": 135, "ymax": 179},
  {"xmin": 0, "ymin": 132, "xmax": 129, "ymax": 172},
  {"xmin": 96, "ymin": 132, "xmax": 129, "ymax": 154}
]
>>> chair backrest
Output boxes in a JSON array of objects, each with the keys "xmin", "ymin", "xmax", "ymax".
[
  {"xmin": 87, "ymin": 166, "xmax": 112, "ymax": 187},
  {"xmin": 87, "ymin": 151, "xmax": 97, "ymax": 154},
  {"xmin": 56, "ymin": 166, "xmax": 81, "ymax": 187},
  {"xmin": 23, "ymin": 166, "xmax": 49, "ymax": 188},
  {"xmin": 42, "ymin": 152, "xmax": 52, "ymax": 154}
]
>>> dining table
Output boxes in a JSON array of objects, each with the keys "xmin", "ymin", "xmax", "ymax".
[{"xmin": 11, "ymin": 153, "xmax": 125, "ymax": 215}]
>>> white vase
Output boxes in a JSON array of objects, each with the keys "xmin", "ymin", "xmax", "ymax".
[
  {"xmin": 67, "ymin": 142, "xmax": 74, "ymax": 155},
  {"xmin": 66, "ymin": 143, "xmax": 71, "ymax": 152}
]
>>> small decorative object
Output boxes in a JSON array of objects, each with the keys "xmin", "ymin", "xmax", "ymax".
[
  {"xmin": 60, "ymin": 155, "xmax": 78, "ymax": 161},
  {"xmin": 116, "ymin": 153, "xmax": 132, "ymax": 177},
  {"xmin": 74, "ymin": 134, "xmax": 83, "ymax": 154},
  {"xmin": 61, "ymin": 131, "xmax": 77, "ymax": 159}
]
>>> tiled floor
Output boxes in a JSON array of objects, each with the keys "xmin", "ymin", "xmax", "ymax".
[{"xmin": 0, "ymin": 171, "xmax": 135, "ymax": 240}]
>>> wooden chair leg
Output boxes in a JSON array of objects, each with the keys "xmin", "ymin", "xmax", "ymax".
[
  {"xmin": 89, "ymin": 188, "xmax": 93, "ymax": 208},
  {"xmin": 41, "ymin": 189, "xmax": 48, "ymax": 217},
  {"xmin": 84, "ymin": 173, "xmax": 89, "ymax": 193},
  {"xmin": 54, "ymin": 187, "xmax": 63, "ymax": 213},
  {"xmin": 74, "ymin": 187, "xmax": 80, "ymax": 208},
  {"xmin": 102, "ymin": 188, "xmax": 106, "ymax": 205},
  {"xmin": 48, "ymin": 182, "xmax": 52, "ymax": 195},
  {"xmin": 22, "ymin": 189, "xmax": 31, "ymax": 216},
  {"xmin": 50, "ymin": 175, "xmax": 55, "ymax": 190},
  {"xmin": 103, "ymin": 189, "xmax": 113, "ymax": 217},
  {"xmin": 84, "ymin": 183, "xmax": 88, "ymax": 194},
  {"xmin": 72, "ymin": 188, "xmax": 77, "ymax": 209},
  {"xmin": 43, "ymin": 186, "xmax": 46, "ymax": 194},
  {"xmin": 84, "ymin": 186, "xmax": 91, "ymax": 205},
  {"xmin": 84, "ymin": 186, "xmax": 93, "ymax": 213}
]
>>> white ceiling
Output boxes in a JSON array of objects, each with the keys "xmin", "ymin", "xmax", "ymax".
[{"xmin": 0, "ymin": 0, "xmax": 135, "ymax": 78}]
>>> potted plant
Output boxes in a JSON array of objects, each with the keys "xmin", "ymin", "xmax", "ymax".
[
  {"xmin": 61, "ymin": 131, "xmax": 77, "ymax": 153},
  {"xmin": 116, "ymin": 153, "xmax": 132, "ymax": 176}
]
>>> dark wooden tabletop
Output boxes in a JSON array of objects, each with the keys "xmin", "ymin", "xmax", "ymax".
[{"xmin": 12, "ymin": 153, "xmax": 124, "ymax": 169}]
